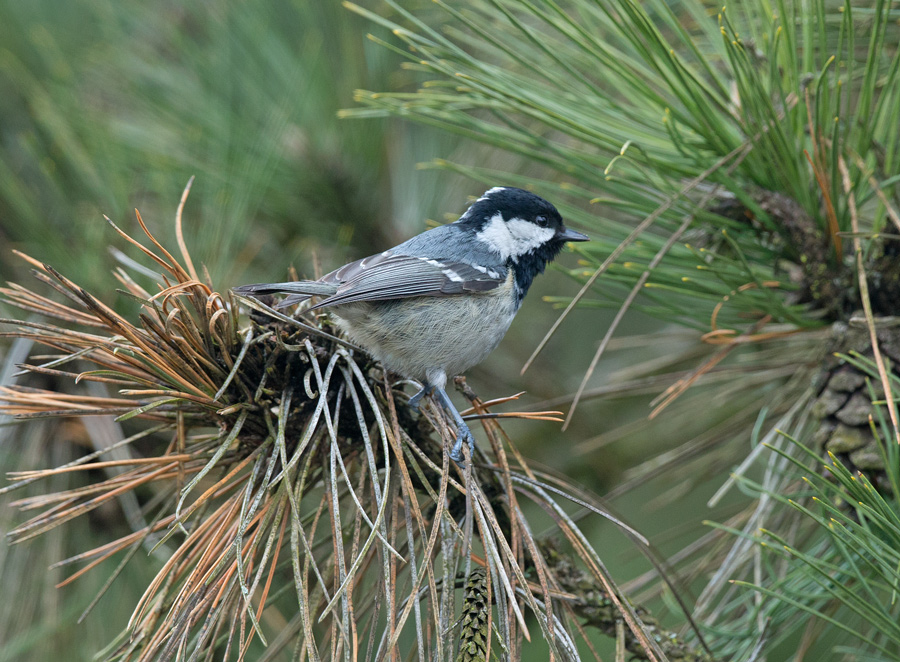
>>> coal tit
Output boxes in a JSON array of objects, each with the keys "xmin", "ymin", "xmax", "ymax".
[{"xmin": 233, "ymin": 187, "xmax": 588, "ymax": 464}]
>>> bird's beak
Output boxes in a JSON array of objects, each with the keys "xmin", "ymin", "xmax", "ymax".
[{"xmin": 556, "ymin": 227, "xmax": 589, "ymax": 242}]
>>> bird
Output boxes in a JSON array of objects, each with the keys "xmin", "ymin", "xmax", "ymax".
[{"xmin": 233, "ymin": 187, "xmax": 588, "ymax": 465}]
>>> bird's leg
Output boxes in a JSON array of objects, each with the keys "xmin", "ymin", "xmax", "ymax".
[
  {"xmin": 434, "ymin": 386, "xmax": 475, "ymax": 465},
  {"xmin": 408, "ymin": 383, "xmax": 434, "ymax": 410}
]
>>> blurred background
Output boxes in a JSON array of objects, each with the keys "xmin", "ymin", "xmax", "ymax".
[{"xmin": 2, "ymin": 0, "xmax": 898, "ymax": 659}]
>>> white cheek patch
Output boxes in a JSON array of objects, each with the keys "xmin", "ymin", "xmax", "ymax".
[
  {"xmin": 476, "ymin": 213, "xmax": 555, "ymax": 260},
  {"xmin": 475, "ymin": 213, "xmax": 514, "ymax": 258},
  {"xmin": 506, "ymin": 218, "xmax": 556, "ymax": 252}
]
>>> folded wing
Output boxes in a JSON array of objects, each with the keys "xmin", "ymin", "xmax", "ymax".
[
  {"xmin": 313, "ymin": 252, "xmax": 506, "ymax": 308},
  {"xmin": 232, "ymin": 251, "xmax": 506, "ymax": 310}
]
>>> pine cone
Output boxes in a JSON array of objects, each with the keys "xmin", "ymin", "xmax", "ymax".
[
  {"xmin": 457, "ymin": 567, "xmax": 489, "ymax": 662},
  {"xmin": 810, "ymin": 317, "xmax": 900, "ymax": 494}
]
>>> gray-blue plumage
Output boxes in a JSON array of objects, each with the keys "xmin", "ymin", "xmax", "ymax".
[{"xmin": 233, "ymin": 187, "xmax": 588, "ymax": 464}]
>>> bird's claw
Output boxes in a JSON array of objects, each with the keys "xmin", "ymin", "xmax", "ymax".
[
  {"xmin": 408, "ymin": 385, "xmax": 434, "ymax": 410},
  {"xmin": 449, "ymin": 425, "xmax": 476, "ymax": 466}
]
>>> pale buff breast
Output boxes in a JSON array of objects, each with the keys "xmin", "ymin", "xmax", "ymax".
[{"xmin": 331, "ymin": 271, "xmax": 519, "ymax": 382}]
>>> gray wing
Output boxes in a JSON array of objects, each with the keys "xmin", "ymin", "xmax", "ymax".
[{"xmin": 312, "ymin": 251, "xmax": 506, "ymax": 309}]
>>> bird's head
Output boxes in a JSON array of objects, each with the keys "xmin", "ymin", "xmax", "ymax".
[{"xmin": 459, "ymin": 187, "xmax": 588, "ymax": 263}]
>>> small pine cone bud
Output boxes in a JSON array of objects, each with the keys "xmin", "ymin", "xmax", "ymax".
[{"xmin": 457, "ymin": 567, "xmax": 489, "ymax": 662}]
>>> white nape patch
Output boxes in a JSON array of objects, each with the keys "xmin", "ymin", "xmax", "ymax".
[
  {"xmin": 477, "ymin": 186, "xmax": 509, "ymax": 202},
  {"xmin": 476, "ymin": 213, "xmax": 555, "ymax": 261}
]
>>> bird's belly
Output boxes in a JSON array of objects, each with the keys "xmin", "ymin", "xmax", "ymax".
[{"xmin": 332, "ymin": 283, "xmax": 518, "ymax": 381}]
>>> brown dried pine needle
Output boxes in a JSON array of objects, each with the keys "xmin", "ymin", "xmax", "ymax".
[{"xmin": 0, "ymin": 191, "xmax": 708, "ymax": 661}]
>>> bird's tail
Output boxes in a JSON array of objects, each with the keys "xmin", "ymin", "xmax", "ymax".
[{"xmin": 231, "ymin": 281, "xmax": 339, "ymax": 309}]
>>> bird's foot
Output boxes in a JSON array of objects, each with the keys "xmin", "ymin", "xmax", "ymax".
[
  {"xmin": 449, "ymin": 424, "xmax": 476, "ymax": 466},
  {"xmin": 408, "ymin": 385, "xmax": 434, "ymax": 410}
]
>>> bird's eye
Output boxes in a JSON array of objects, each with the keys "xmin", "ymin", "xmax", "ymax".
[{"xmin": 535, "ymin": 214, "xmax": 549, "ymax": 227}]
